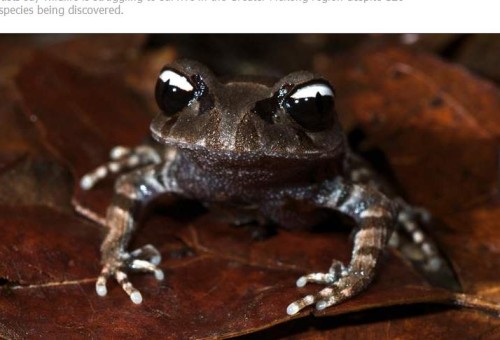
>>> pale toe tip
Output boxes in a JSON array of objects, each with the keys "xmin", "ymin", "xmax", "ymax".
[
  {"xmin": 286, "ymin": 303, "xmax": 300, "ymax": 315},
  {"xmin": 296, "ymin": 277, "xmax": 307, "ymax": 288},
  {"xmin": 96, "ymin": 285, "xmax": 107, "ymax": 297},
  {"xmin": 80, "ymin": 176, "xmax": 93, "ymax": 190},
  {"xmin": 154, "ymin": 269, "xmax": 164, "ymax": 281},
  {"xmin": 151, "ymin": 255, "xmax": 161, "ymax": 266},
  {"xmin": 130, "ymin": 291, "xmax": 143, "ymax": 304}
]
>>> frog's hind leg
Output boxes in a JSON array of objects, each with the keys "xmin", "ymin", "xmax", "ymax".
[
  {"xmin": 80, "ymin": 145, "xmax": 162, "ymax": 190},
  {"xmin": 390, "ymin": 201, "xmax": 441, "ymax": 271},
  {"xmin": 389, "ymin": 201, "xmax": 462, "ymax": 291},
  {"xmin": 392, "ymin": 200, "xmax": 464, "ymax": 296}
]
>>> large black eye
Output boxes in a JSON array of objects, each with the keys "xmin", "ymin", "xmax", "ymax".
[
  {"xmin": 155, "ymin": 68, "xmax": 195, "ymax": 115},
  {"xmin": 283, "ymin": 81, "xmax": 335, "ymax": 132}
]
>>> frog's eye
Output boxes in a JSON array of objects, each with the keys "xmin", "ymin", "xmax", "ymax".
[
  {"xmin": 155, "ymin": 69, "xmax": 195, "ymax": 115},
  {"xmin": 283, "ymin": 81, "xmax": 335, "ymax": 132}
]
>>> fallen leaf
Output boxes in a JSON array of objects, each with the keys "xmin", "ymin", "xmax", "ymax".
[{"xmin": 1, "ymin": 38, "xmax": 498, "ymax": 338}]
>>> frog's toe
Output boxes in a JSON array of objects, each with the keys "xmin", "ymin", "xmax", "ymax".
[
  {"xmin": 109, "ymin": 146, "xmax": 132, "ymax": 160},
  {"xmin": 295, "ymin": 260, "xmax": 346, "ymax": 287},
  {"xmin": 312, "ymin": 286, "xmax": 345, "ymax": 311},
  {"xmin": 114, "ymin": 270, "xmax": 143, "ymax": 304},
  {"xmin": 286, "ymin": 294, "xmax": 315, "ymax": 315},
  {"xmin": 296, "ymin": 273, "xmax": 334, "ymax": 287},
  {"xmin": 80, "ymin": 167, "xmax": 108, "ymax": 190},
  {"xmin": 80, "ymin": 145, "xmax": 131, "ymax": 190},
  {"xmin": 95, "ymin": 266, "xmax": 111, "ymax": 297},
  {"xmin": 130, "ymin": 244, "xmax": 162, "ymax": 265},
  {"xmin": 131, "ymin": 259, "xmax": 164, "ymax": 281}
]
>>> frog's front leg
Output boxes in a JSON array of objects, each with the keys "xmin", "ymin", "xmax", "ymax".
[
  {"xmin": 95, "ymin": 153, "xmax": 181, "ymax": 304},
  {"xmin": 286, "ymin": 178, "xmax": 396, "ymax": 315}
]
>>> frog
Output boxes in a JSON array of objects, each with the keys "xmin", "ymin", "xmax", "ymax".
[{"xmin": 80, "ymin": 59, "xmax": 443, "ymax": 315}]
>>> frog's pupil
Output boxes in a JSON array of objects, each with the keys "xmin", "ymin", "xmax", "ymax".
[{"xmin": 315, "ymin": 92, "xmax": 327, "ymax": 114}]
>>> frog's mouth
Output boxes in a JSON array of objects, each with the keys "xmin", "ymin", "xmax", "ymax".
[{"xmin": 150, "ymin": 113, "xmax": 345, "ymax": 160}]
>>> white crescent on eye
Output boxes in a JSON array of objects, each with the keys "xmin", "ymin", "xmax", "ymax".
[
  {"xmin": 290, "ymin": 83, "xmax": 333, "ymax": 99},
  {"xmin": 159, "ymin": 70, "xmax": 194, "ymax": 92}
]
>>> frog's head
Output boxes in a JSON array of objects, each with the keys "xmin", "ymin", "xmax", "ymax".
[{"xmin": 151, "ymin": 60, "xmax": 345, "ymax": 160}]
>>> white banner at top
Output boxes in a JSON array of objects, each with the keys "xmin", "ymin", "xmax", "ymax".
[{"xmin": 0, "ymin": 0, "xmax": 498, "ymax": 33}]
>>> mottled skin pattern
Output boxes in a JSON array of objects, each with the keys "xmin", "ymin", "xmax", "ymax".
[{"xmin": 80, "ymin": 60, "xmax": 439, "ymax": 315}]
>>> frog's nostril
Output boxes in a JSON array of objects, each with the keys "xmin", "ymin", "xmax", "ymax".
[{"xmin": 252, "ymin": 97, "xmax": 277, "ymax": 124}]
